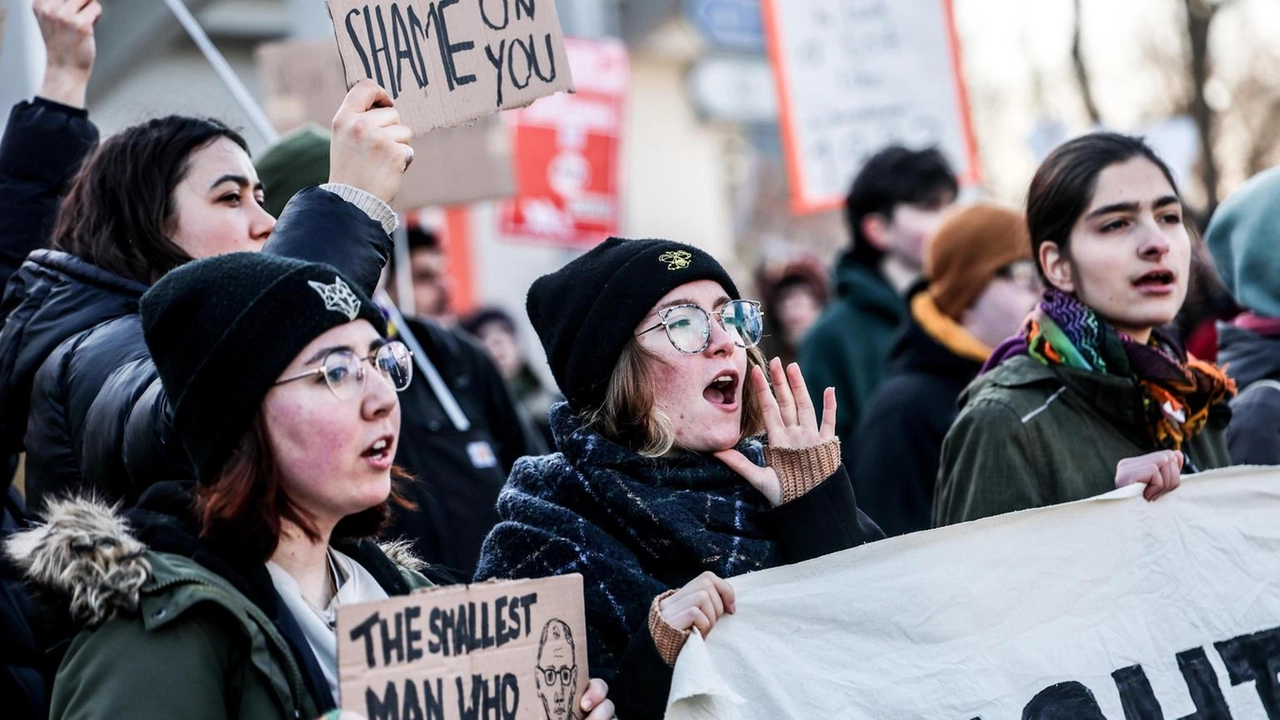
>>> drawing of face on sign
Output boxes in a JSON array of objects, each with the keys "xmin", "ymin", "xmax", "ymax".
[{"xmin": 535, "ymin": 618, "xmax": 578, "ymax": 720}]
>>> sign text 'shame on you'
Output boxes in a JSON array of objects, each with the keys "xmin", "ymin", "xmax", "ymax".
[
  {"xmin": 337, "ymin": 574, "xmax": 589, "ymax": 720},
  {"xmin": 326, "ymin": 0, "xmax": 575, "ymax": 134}
]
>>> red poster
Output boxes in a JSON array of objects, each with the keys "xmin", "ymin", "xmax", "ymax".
[{"xmin": 499, "ymin": 37, "xmax": 629, "ymax": 248}]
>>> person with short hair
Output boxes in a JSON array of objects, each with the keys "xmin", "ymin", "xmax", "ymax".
[
  {"xmin": 852, "ymin": 204, "xmax": 1040, "ymax": 536},
  {"xmin": 934, "ymin": 134, "xmax": 1235, "ymax": 527},
  {"xmin": 461, "ymin": 306, "xmax": 564, "ymax": 447},
  {"xmin": 6, "ymin": 253, "xmax": 616, "ymax": 720},
  {"xmin": 798, "ymin": 146, "xmax": 958, "ymax": 453},
  {"xmin": 475, "ymin": 237, "xmax": 882, "ymax": 720}
]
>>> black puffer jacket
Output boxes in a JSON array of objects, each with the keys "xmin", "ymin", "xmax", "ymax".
[{"xmin": 3, "ymin": 188, "xmax": 393, "ymax": 513}]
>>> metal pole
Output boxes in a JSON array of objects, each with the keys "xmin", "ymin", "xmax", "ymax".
[
  {"xmin": 160, "ymin": 0, "xmax": 280, "ymax": 144},
  {"xmin": 374, "ymin": 289, "xmax": 473, "ymax": 432}
]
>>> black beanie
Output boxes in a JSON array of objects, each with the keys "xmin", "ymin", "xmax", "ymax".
[
  {"xmin": 527, "ymin": 237, "xmax": 739, "ymax": 413},
  {"xmin": 140, "ymin": 252, "xmax": 387, "ymax": 484}
]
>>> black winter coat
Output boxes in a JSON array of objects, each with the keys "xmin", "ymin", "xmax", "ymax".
[
  {"xmin": 383, "ymin": 316, "xmax": 545, "ymax": 575},
  {"xmin": 0, "ymin": 100, "xmax": 394, "ymax": 512},
  {"xmin": 1218, "ymin": 324, "xmax": 1280, "ymax": 464},
  {"xmin": 851, "ymin": 305, "xmax": 983, "ymax": 537}
]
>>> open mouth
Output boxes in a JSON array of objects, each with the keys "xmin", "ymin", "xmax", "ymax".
[
  {"xmin": 1133, "ymin": 268, "xmax": 1176, "ymax": 290},
  {"xmin": 362, "ymin": 435, "xmax": 394, "ymax": 463},
  {"xmin": 703, "ymin": 372, "xmax": 740, "ymax": 407}
]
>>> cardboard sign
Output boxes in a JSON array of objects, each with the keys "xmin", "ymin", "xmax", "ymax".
[
  {"xmin": 326, "ymin": 0, "xmax": 576, "ymax": 135},
  {"xmin": 255, "ymin": 38, "xmax": 514, "ymax": 211},
  {"xmin": 338, "ymin": 574, "xmax": 589, "ymax": 720},
  {"xmin": 762, "ymin": 0, "xmax": 980, "ymax": 213},
  {"xmin": 666, "ymin": 466, "xmax": 1280, "ymax": 719},
  {"xmin": 498, "ymin": 37, "xmax": 627, "ymax": 249}
]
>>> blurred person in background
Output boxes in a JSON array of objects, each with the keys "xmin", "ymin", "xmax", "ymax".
[
  {"xmin": 852, "ymin": 205, "xmax": 1039, "ymax": 537},
  {"xmin": 461, "ymin": 306, "xmax": 564, "ymax": 448},
  {"xmin": 756, "ymin": 256, "xmax": 829, "ymax": 368},
  {"xmin": 1205, "ymin": 165, "xmax": 1280, "ymax": 464},
  {"xmin": 799, "ymin": 146, "xmax": 958, "ymax": 456},
  {"xmin": 256, "ymin": 132, "xmax": 544, "ymax": 575},
  {"xmin": 934, "ymin": 134, "xmax": 1234, "ymax": 527}
]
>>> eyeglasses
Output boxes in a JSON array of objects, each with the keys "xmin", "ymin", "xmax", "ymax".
[
  {"xmin": 537, "ymin": 665, "xmax": 575, "ymax": 686},
  {"xmin": 274, "ymin": 341, "xmax": 414, "ymax": 399},
  {"xmin": 635, "ymin": 299, "xmax": 764, "ymax": 355}
]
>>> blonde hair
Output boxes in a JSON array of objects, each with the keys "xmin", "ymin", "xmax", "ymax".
[{"xmin": 583, "ymin": 340, "xmax": 768, "ymax": 457}]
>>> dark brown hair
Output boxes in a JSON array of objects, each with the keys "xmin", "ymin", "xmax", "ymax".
[
  {"xmin": 196, "ymin": 412, "xmax": 410, "ymax": 561},
  {"xmin": 1026, "ymin": 133, "xmax": 1183, "ymax": 283},
  {"xmin": 53, "ymin": 115, "xmax": 249, "ymax": 285}
]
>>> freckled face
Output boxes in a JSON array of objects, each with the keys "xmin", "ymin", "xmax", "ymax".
[
  {"xmin": 263, "ymin": 320, "xmax": 400, "ymax": 528},
  {"xmin": 633, "ymin": 280, "xmax": 748, "ymax": 453}
]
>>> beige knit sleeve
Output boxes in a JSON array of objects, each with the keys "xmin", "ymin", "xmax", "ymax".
[
  {"xmin": 763, "ymin": 437, "xmax": 842, "ymax": 504},
  {"xmin": 648, "ymin": 589, "xmax": 691, "ymax": 667}
]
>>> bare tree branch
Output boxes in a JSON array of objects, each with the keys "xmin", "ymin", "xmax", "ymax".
[{"xmin": 1071, "ymin": 0, "xmax": 1103, "ymax": 125}]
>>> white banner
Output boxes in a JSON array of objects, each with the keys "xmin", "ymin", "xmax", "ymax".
[{"xmin": 667, "ymin": 466, "xmax": 1280, "ymax": 720}]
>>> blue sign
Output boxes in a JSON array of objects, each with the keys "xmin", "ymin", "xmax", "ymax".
[{"xmin": 684, "ymin": 0, "xmax": 766, "ymax": 52}]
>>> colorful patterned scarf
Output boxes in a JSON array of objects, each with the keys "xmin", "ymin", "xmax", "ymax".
[{"xmin": 987, "ymin": 289, "xmax": 1235, "ymax": 451}]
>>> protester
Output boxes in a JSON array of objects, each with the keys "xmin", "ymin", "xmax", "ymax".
[
  {"xmin": 852, "ymin": 205, "xmax": 1039, "ymax": 536},
  {"xmin": 756, "ymin": 256, "xmax": 829, "ymax": 367},
  {"xmin": 474, "ymin": 237, "xmax": 883, "ymax": 719},
  {"xmin": 255, "ymin": 131, "xmax": 545, "ymax": 574},
  {"xmin": 5, "ymin": 253, "xmax": 616, "ymax": 719},
  {"xmin": 1205, "ymin": 165, "xmax": 1280, "ymax": 463},
  {"xmin": 1, "ymin": 77, "xmax": 410, "ymax": 516},
  {"xmin": 934, "ymin": 134, "xmax": 1235, "ymax": 527},
  {"xmin": 461, "ymin": 306, "xmax": 564, "ymax": 447},
  {"xmin": 799, "ymin": 146, "xmax": 958, "ymax": 454},
  {"xmin": 399, "ymin": 226, "xmax": 455, "ymax": 321}
]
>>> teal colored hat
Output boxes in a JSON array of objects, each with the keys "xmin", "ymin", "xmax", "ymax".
[{"xmin": 1205, "ymin": 166, "xmax": 1280, "ymax": 318}]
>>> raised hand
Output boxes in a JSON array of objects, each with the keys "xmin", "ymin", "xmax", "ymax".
[
  {"xmin": 328, "ymin": 80, "xmax": 414, "ymax": 206},
  {"xmin": 715, "ymin": 357, "xmax": 836, "ymax": 506},
  {"xmin": 34, "ymin": 0, "xmax": 102, "ymax": 108}
]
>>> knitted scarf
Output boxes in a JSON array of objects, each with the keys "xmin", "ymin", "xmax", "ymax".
[
  {"xmin": 985, "ymin": 289, "xmax": 1235, "ymax": 451},
  {"xmin": 473, "ymin": 403, "xmax": 779, "ymax": 679}
]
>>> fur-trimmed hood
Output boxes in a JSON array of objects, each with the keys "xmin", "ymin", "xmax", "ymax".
[{"xmin": 5, "ymin": 496, "xmax": 149, "ymax": 627}]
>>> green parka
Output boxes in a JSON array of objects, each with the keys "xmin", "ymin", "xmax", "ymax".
[
  {"xmin": 6, "ymin": 493, "xmax": 436, "ymax": 720},
  {"xmin": 934, "ymin": 355, "xmax": 1231, "ymax": 527},
  {"xmin": 798, "ymin": 253, "xmax": 905, "ymax": 455}
]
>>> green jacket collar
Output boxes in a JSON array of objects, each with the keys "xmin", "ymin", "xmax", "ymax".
[{"xmin": 833, "ymin": 251, "xmax": 903, "ymax": 321}]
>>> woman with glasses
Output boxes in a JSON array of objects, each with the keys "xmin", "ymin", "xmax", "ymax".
[
  {"xmin": 933, "ymin": 133, "xmax": 1236, "ymax": 528},
  {"xmin": 474, "ymin": 238, "xmax": 883, "ymax": 720},
  {"xmin": 8, "ymin": 253, "xmax": 616, "ymax": 720}
]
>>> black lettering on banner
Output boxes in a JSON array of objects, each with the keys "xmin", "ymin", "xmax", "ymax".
[
  {"xmin": 345, "ymin": 9, "xmax": 374, "ymax": 83},
  {"xmin": 456, "ymin": 674, "xmax": 518, "ymax": 720},
  {"xmin": 479, "ymin": 0, "xmax": 508, "ymax": 30},
  {"xmin": 350, "ymin": 612, "xmax": 381, "ymax": 669},
  {"xmin": 381, "ymin": 610, "xmax": 406, "ymax": 665},
  {"xmin": 368, "ymin": 6, "xmax": 395, "ymax": 94},
  {"xmin": 1022, "ymin": 681, "xmax": 1106, "ymax": 720},
  {"xmin": 367, "ymin": 681, "xmax": 400, "ymax": 720},
  {"xmin": 390, "ymin": 4, "xmax": 426, "ymax": 94},
  {"xmin": 1215, "ymin": 626, "xmax": 1280, "ymax": 717},
  {"xmin": 428, "ymin": 607, "xmax": 442, "ymax": 654},
  {"xmin": 406, "ymin": 605, "xmax": 424, "ymax": 662},
  {"xmin": 402, "ymin": 680, "xmax": 424, "ymax": 720},
  {"xmin": 422, "ymin": 678, "xmax": 446, "ymax": 720},
  {"xmin": 453, "ymin": 602, "xmax": 471, "ymax": 656},
  {"xmin": 495, "ymin": 596, "xmax": 509, "ymax": 648},
  {"xmin": 1112, "ymin": 651, "xmax": 1230, "ymax": 720},
  {"xmin": 434, "ymin": 0, "xmax": 477, "ymax": 91},
  {"xmin": 484, "ymin": 39, "xmax": 507, "ymax": 106},
  {"xmin": 507, "ymin": 36, "xmax": 533, "ymax": 91},
  {"xmin": 520, "ymin": 593, "xmax": 538, "ymax": 635},
  {"xmin": 515, "ymin": 0, "xmax": 534, "ymax": 21}
]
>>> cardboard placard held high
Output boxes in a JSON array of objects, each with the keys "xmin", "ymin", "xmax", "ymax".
[
  {"xmin": 325, "ymin": 0, "xmax": 576, "ymax": 135},
  {"xmin": 337, "ymin": 574, "xmax": 589, "ymax": 720}
]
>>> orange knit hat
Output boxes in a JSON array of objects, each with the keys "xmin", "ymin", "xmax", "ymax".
[{"xmin": 925, "ymin": 204, "xmax": 1033, "ymax": 320}]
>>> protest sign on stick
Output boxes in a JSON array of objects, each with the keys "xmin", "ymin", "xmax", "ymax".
[
  {"xmin": 256, "ymin": 37, "xmax": 514, "ymax": 210},
  {"xmin": 338, "ymin": 574, "xmax": 588, "ymax": 720},
  {"xmin": 325, "ymin": 0, "xmax": 576, "ymax": 135},
  {"xmin": 666, "ymin": 466, "xmax": 1280, "ymax": 719},
  {"xmin": 762, "ymin": 0, "xmax": 980, "ymax": 214}
]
